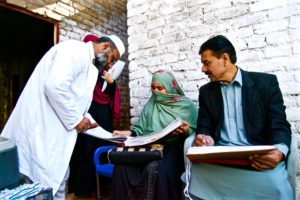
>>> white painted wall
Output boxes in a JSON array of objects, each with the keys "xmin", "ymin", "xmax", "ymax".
[{"xmin": 127, "ymin": 0, "xmax": 300, "ymax": 197}]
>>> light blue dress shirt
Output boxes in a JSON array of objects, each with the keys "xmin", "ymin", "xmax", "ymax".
[{"xmin": 218, "ymin": 68, "xmax": 288, "ymax": 156}]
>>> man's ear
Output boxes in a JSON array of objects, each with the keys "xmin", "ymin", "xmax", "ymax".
[{"xmin": 222, "ymin": 53, "xmax": 230, "ymax": 66}]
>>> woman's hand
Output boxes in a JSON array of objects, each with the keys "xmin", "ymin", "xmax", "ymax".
[
  {"xmin": 171, "ymin": 121, "xmax": 190, "ymax": 136},
  {"xmin": 102, "ymin": 71, "xmax": 114, "ymax": 84},
  {"xmin": 113, "ymin": 130, "xmax": 132, "ymax": 136}
]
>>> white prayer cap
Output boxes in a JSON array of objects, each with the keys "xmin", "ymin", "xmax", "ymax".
[{"xmin": 108, "ymin": 35, "xmax": 125, "ymax": 57}]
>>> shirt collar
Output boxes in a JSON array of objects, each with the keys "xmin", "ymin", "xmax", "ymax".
[
  {"xmin": 234, "ymin": 67, "xmax": 243, "ymax": 87},
  {"xmin": 220, "ymin": 67, "xmax": 243, "ymax": 87}
]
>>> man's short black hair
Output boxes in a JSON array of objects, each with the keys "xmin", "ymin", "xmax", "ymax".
[{"xmin": 199, "ymin": 35, "xmax": 237, "ymax": 64}]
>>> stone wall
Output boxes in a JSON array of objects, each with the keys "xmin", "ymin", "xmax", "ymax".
[
  {"xmin": 2, "ymin": 0, "xmax": 130, "ymax": 129},
  {"xmin": 127, "ymin": 0, "xmax": 300, "ymax": 197}
]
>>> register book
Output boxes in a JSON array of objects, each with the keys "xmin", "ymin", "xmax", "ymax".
[
  {"xmin": 186, "ymin": 145, "xmax": 276, "ymax": 166},
  {"xmin": 84, "ymin": 118, "xmax": 183, "ymax": 147}
]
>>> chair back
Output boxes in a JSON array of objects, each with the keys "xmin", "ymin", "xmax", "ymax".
[{"xmin": 93, "ymin": 145, "xmax": 116, "ymax": 177}]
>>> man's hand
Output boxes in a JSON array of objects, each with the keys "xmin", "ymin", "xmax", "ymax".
[
  {"xmin": 75, "ymin": 117, "xmax": 98, "ymax": 133},
  {"xmin": 249, "ymin": 149, "xmax": 283, "ymax": 171},
  {"xmin": 194, "ymin": 134, "xmax": 214, "ymax": 146}
]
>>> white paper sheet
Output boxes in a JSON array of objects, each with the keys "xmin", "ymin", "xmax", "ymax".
[
  {"xmin": 84, "ymin": 126, "xmax": 127, "ymax": 143},
  {"xmin": 84, "ymin": 126, "xmax": 113, "ymax": 138}
]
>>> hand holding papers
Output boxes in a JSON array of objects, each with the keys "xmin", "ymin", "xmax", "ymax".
[
  {"xmin": 102, "ymin": 60, "xmax": 125, "ymax": 92},
  {"xmin": 187, "ymin": 145, "xmax": 277, "ymax": 166},
  {"xmin": 84, "ymin": 118, "xmax": 183, "ymax": 147}
]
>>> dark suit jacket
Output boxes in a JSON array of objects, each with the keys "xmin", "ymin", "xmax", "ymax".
[{"xmin": 196, "ymin": 68, "xmax": 291, "ymax": 148}]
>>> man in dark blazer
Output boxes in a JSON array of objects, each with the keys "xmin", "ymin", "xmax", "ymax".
[{"xmin": 189, "ymin": 35, "xmax": 293, "ymax": 199}]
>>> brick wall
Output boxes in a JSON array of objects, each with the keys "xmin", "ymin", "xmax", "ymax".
[
  {"xmin": 127, "ymin": 0, "xmax": 300, "ymax": 197},
  {"xmin": 2, "ymin": 0, "xmax": 130, "ymax": 129}
]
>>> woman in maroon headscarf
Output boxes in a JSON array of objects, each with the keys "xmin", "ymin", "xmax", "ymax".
[{"xmin": 68, "ymin": 34, "xmax": 122, "ymax": 197}]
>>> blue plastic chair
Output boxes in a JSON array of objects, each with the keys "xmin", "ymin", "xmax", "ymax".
[{"xmin": 93, "ymin": 145, "xmax": 115, "ymax": 200}]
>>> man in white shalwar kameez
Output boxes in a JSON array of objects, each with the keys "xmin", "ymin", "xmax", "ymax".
[{"xmin": 1, "ymin": 35, "xmax": 125, "ymax": 199}]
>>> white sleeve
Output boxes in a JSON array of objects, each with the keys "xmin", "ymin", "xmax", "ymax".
[{"xmin": 44, "ymin": 44, "xmax": 84, "ymax": 130}]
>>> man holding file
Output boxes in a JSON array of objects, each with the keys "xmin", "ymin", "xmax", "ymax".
[{"xmin": 184, "ymin": 35, "xmax": 292, "ymax": 200}]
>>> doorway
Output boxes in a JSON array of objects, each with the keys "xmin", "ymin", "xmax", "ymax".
[{"xmin": 0, "ymin": 4, "xmax": 58, "ymax": 131}]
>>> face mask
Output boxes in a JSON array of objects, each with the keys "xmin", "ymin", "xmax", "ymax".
[
  {"xmin": 93, "ymin": 52, "xmax": 108, "ymax": 70},
  {"xmin": 152, "ymin": 91, "xmax": 168, "ymax": 102}
]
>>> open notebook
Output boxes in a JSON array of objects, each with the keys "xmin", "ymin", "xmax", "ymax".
[{"xmin": 84, "ymin": 118, "xmax": 183, "ymax": 147}]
